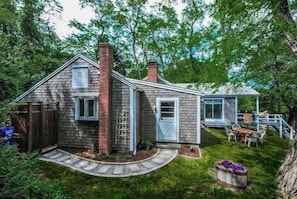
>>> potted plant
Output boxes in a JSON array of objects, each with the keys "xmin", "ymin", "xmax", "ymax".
[{"xmin": 215, "ymin": 160, "xmax": 248, "ymax": 188}]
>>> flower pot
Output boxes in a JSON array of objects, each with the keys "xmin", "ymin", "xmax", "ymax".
[{"xmin": 215, "ymin": 162, "xmax": 247, "ymax": 188}]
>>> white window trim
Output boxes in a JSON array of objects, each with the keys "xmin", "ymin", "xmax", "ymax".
[
  {"xmin": 203, "ymin": 98, "xmax": 224, "ymax": 121},
  {"xmin": 74, "ymin": 96, "xmax": 98, "ymax": 121},
  {"xmin": 72, "ymin": 65, "xmax": 88, "ymax": 88}
]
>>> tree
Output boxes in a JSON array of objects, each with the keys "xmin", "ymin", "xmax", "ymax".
[
  {"xmin": 273, "ymin": 0, "xmax": 297, "ymax": 197},
  {"xmin": 0, "ymin": 0, "xmax": 72, "ymax": 121}
]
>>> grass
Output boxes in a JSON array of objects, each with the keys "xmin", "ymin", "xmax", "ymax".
[{"xmin": 38, "ymin": 128, "xmax": 292, "ymax": 199}]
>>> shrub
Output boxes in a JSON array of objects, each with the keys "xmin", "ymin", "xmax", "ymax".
[
  {"xmin": 139, "ymin": 138, "xmax": 154, "ymax": 150},
  {"xmin": 0, "ymin": 145, "xmax": 71, "ymax": 199}
]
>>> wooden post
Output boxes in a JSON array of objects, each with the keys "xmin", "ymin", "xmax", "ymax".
[
  {"xmin": 55, "ymin": 102, "xmax": 59, "ymax": 145},
  {"xmin": 40, "ymin": 102, "xmax": 45, "ymax": 153},
  {"xmin": 28, "ymin": 102, "xmax": 33, "ymax": 152}
]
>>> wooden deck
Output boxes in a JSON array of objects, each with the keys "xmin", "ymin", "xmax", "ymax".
[{"xmin": 202, "ymin": 113, "xmax": 295, "ymax": 140}]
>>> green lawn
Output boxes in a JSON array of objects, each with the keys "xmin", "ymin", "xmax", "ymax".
[{"xmin": 38, "ymin": 128, "xmax": 291, "ymax": 199}]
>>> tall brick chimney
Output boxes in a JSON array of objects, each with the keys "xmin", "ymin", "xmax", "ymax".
[
  {"xmin": 98, "ymin": 43, "xmax": 113, "ymax": 154},
  {"xmin": 148, "ymin": 61, "xmax": 158, "ymax": 83}
]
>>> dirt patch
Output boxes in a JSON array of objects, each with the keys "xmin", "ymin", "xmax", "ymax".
[
  {"xmin": 61, "ymin": 145, "xmax": 200, "ymax": 162},
  {"xmin": 178, "ymin": 145, "xmax": 200, "ymax": 159}
]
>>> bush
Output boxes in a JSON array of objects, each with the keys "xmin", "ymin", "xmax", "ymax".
[
  {"xmin": 0, "ymin": 145, "xmax": 71, "ymax": 199},
  {"xmin": 139, "ymin": 138, "xmax": 154, "ymax": 150}
]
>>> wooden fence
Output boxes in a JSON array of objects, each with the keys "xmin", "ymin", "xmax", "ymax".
[{"xmin": 12, "ymin": 102, "xmax": 59, "ymax": 152}]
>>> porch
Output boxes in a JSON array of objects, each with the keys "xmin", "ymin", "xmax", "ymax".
[{"xmin": 202, "ymin": 112, "xmax": 295, "ymax": 140}]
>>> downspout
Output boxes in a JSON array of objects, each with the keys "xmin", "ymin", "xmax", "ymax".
[
  {"xmin": 197, "ymin": 96, "xmax": 201, "ymax": 144},
  {"xmin": 129, "ymin": 87, "xmax": 137, "ymax": 154}
]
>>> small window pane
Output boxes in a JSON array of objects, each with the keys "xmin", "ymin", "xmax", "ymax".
[
  {"xmin": 79, "ymin": 99, "xmax": 84, "ymax": 117},
  {"xmin": 213, "ymin": 104, "xmax": 222, "ymax": 119},
  {"xmin": 77, "ymin": 71, "xmax": 83, "ymax": 79},
  {"xmin": 161, "ymin": 101, "xmax": 174, "ymax": 118},
  {"xmin": 88, "ymin": 100, "xmax": 94, "ymax": 116},
  {"xmin": 72, "ymin": 67, "xmax": 88, "ymax": 88},
  {"xmin": 204, "ymin": 99, "xmax": 222, "ymax": 119}
]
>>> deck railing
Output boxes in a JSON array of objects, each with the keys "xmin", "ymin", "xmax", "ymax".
[{"xmin": 237, "ymin": 113, "xmax": 295, "ymax": 140}]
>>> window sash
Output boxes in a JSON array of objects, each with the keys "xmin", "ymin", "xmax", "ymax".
[
  {"xmin": 160, "ymin": 101, "xmax": 175, "ymax": 118},
  {"xmin": 75, "ymin": 97, "xmax": 98, "ymax": 120},
  {"xmin": 204, "ymin": 99, "xmax": 223, "ymax": 119},
  {"xmin": 72, "ymin": 67, "xmax": 88, "ymax": 88}
]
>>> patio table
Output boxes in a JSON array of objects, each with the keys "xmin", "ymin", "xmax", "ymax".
[{"xmin": 232, "ymin": 127, "xmax": 256, "ymax": 143}]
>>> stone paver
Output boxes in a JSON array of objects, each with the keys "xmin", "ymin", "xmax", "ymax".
[
  {"xmin": 98, "ymin": 165, "xmax": 110, "ymax": 174},
  {"xmin": 50, "ymin": 153, "xmax": 64, "ymax": 159},
  {"xmin": 128, "ymin": 164, "xmax": 140, "ymax": 172},
  {"xmin": 56, "ymin": 155, "xmax": 70, "ymax": 162},
  {"xmin": 84, "ymin": 163, "xmax": 98, "ymax": 171},
  {"xmin": 74, "ymin": 160, "xmax": 89, "ymax": 168},
  {"xmin": 142, "ymin": 161, "xmax": 154, "ymax": 169},
  {"xmin": 152, "ymin": 157, "xmax": 165, "ymax": 164},
  {"xmin": 39, "ymin": 148, "xmax": 178, "ymax": 178},
  {"xmin": 113, "ymin": 166, "xmax": 123, "ymax": 175}
]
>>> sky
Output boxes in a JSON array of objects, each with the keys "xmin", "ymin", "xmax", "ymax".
[
  {"xmin": 54, "ymin": 0, "xmax": 212, "ymax": 39},
  {"xmin": 55, "ymin": 0, "xmax": 94, "ymax": 38}
]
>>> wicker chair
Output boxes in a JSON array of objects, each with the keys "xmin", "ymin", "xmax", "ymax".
[
  {"xmin": 224, "ymin": 126, "xmax": 237, "ymax": 142},
  {"xmin": 232, "ymin": 123, "xmax": 241, "ymax": 129},
  {"xmin": 258, "ymin": 129, "xmax": 266, "ymax": 145},
  {"xmin": 247, "ymin": 132, "xmax": 260, "ymax": 148}
]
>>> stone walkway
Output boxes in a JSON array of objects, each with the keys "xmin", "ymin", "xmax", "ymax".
[{"xmin": 39, "ymin": 148, "xmax": 178, "ymax": 178}]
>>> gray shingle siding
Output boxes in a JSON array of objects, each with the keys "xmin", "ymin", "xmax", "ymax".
[
  {"xmin": 18, "ymin": 58, "xmax": 100, "ymax": 149},
  {"xmin": 111, "ymin": 79, "xmax": 131, "ymax": 149},
  {"xmin": 137, "ymin": 84, "xmax": 199, "ymax": 144},
  {"xmin": 224, "ymin": 97, "xmax": 236, "ymax": 123}
]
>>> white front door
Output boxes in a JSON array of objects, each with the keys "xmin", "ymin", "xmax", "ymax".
[{"xmin": 156, "ymin": 98, "xmax": 179, "ymax": 142}]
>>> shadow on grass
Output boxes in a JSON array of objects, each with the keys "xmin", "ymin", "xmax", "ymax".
[{"xmin": 200, "ymin": 127, "xmax": 221, "ymax": 147}]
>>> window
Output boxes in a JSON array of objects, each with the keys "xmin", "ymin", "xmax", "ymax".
[
  {"xmin": 72, "ymin": 66, "xmax": 88, "ymax": 88},
  {"xmin": 204, "ymin": 99, "xmax": 223, "ymax": 119},
  {"xmin": 75, "ymin": 97, "xmax": 98, "ymax": 121},
  {"xmin": 160, "ymin": 101, "xmax": 175, "ymax": 118}
]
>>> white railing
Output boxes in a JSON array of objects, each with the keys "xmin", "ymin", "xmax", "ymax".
[{"xmin": 238, "ymin": 113, "xmax": 295, "ymax": 140}]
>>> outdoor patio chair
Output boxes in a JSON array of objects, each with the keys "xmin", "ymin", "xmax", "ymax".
[
  {"xmin": 224, "ymin": 126, "xmax": 237, "ymax": 142},
  {"xmin": 247, "ymin": 132, "xmax": 260, "ymax": 148},
  {"xmin": 231, "ymin": 123, "xmax": 243, "ymax": 140},
  {"xmin": 232, "ymin": 123, "xmax": 241, "ymax": 129},
  {"xmin": 258, "ymin": 129, "xmax": 266, "ymax": 145}
]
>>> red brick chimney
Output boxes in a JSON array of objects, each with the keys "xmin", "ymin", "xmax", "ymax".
[
  {"xmin": 148, "ymin": 61, "xmax": 158, "ymax": 83},
  {"xmin": 98, "ymin": 43, "xmax": 113, "ymax": 154}
]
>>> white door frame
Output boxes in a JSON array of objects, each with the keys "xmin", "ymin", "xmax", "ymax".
[{"xmin": 156, "ymin": 97, "xmax": 179, "ymax": 142}]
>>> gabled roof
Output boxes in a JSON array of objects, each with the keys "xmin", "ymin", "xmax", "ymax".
[
  {"xmin": 13, "ymin": 54, "xmax": 139, "ymax": 103},
  {"xmin": 127, "ymin": 78, "xmax": 204, "ymax": 96},
  {"xmin": 174, "ymin": 83, "xmax": 259, "ymax": 97}
]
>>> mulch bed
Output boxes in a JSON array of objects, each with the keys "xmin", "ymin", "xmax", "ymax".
[
  {"xmin": 61, "ymin": 147, "xmax": 158, "ymax": 162},
  {"xmin": 61, "ymin": 145, "xmax": 200, "ymax": 162},
  {"xmin": 178, "ymin": 145, "xmax": 200, "ymax": 159}
]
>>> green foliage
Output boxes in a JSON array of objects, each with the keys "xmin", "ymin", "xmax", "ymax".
[
  {"xmin": 0, "ymin": 0, "xmax": 72, "ymax": 104},
  {"xmin": 238, "ymin": 96, "xmax": 257, "ymax": 112},
  {"xmin": 139, "ymin": 137, "xmax": 154, "ymax": 150},
  {"xmin": 0, "ymin": 146, "xmax": 71, "ymax": 199}
]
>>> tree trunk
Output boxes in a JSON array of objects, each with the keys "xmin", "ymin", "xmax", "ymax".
[
  {"xmin": 277, "ymin": 138, "xmax": 297, "ymax": 197},
  {"xmin": 288, "ymin": 106, "xmax": 297, "ymax": 131},
  {"xmin": 277, "ymin": 1, "xmax": 297, "ymax": 197}
]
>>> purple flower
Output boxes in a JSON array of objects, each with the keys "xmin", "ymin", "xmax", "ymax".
[{"xmin": 219, "ymin": 160, "xmax": 245, "ymax": 172}]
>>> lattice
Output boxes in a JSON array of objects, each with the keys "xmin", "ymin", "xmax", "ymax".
[{"xmin": 115, "ymin": 110, "xmax": 129, "ymax": 147}]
